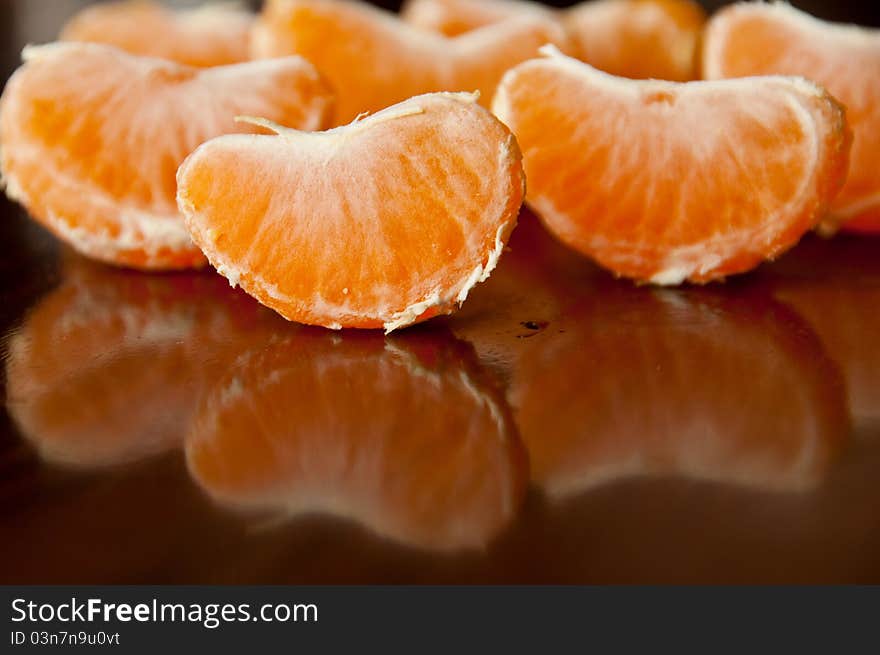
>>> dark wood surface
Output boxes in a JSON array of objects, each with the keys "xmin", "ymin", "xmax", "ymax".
[{"xmin": 1, "ymin": 0, "xmax": 879, "ymax": 584}]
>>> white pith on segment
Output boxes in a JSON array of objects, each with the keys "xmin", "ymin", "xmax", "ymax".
[
  {"xmin": 177, "ymin": 92, "xmax": 524, "ymax": 332},
  {"xmin": 0, "ymin": 42, "xmax": 332, "ymax": 269},
  {"xmin": 2, "ymin": 142, "xmax": 197, "ymax": 264},
  {"xmin": 492, "ymin": 46, "xmax": 842, "ymax": 285}
]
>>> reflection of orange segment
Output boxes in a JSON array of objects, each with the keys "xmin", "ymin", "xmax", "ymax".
[
  {"xmin": 4, "ymin": 256, "xmax": 275, "ymax": 469},
  {"xmin": 492, "ymin": 48, "xmax": 851, "ymax": 284},
  {"xmin": 186, "ymin": 331, "xmax": 526, "ymax": 552},
  {"xmin": 512, "ymin": 289, "xmax": 848, "ymax": 497},
  {"xmin": 703, "ymin": 3, "xmax": 880, "ymax": 233},
  {"xmin": 61, "ymin": 0, "xmax": 252, "ymax": 67},
  {"xmin": 763, "ymin": 235, "xmax": 880, "ymax": 429},
  {"xmin": 0, "ymin": 43, "xmax": 333, "ymax": 270},
  {"xmin": 177, "ymin": 93, "xmax": 524, "ymax": 331},
  {"xmin": 252, "ymin": 0, "xmax": 568, "ymax": 123},
  {"xmin": 402, "ymin": 0, "xmax": 705, "ymax": 81}
]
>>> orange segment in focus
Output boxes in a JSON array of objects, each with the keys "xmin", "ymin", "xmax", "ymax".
[
  {"xmin": 176, "ymin": 92, "xmax": 524, "ymax": 331},
  {"xmin": 492, "ymin": 48, "xmax": 851, "ymax": 284}
]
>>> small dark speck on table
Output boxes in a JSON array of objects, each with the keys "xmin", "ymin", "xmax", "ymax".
[{"xmin": 517, "ymin": 321, "xmax": 549, "ymax": 338}]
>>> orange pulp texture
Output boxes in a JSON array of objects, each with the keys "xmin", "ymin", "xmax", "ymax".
[
  {"xmin": 251, "ymin": 0, "xmax": 570, "ymax": 124},
  {"xmin": 492, "ymin": 48, "xmax": 851, "ymax": 284},
  {"xmin": 177, "ymin": 92, "xmax": 525, "ymax": 331},
  {"xmin": 0, "ymin": 43, "xmax": 333, "ymax": 270},
  {"xmin": 703, "ymin": 2, "xmax": 880, "ymax": 233}
]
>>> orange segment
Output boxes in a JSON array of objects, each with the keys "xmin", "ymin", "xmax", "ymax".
[
  {"xmin": 492, "ymin": 48, "xmax": 851, "ymax": 284},
  {"xmin": 60, "ymin": 0, "xmax": 252, "ymax": 67},
  {"xmin": 402, "ymin": 0, "xmax": 552, "ymax": 37},
  {"xmin": 177, "ymin": 92, "xmax": 524, "ymax": 331},
  {"xmin": 565, "ymin": 0, "xmax": 705, "ymax": 81},
  {"xmin": 703, "ymin": 3, "xmax": 880, "ymax": 233},
  {"xmin": 252, "ymin": 0, "xmax": 568, "ymax": 123},
  {"xmin": 402, "ymin": 0, "xmax": 706, "ymax": 81},
  {"xmin": 186, "ymin": 331, "xmax": 527, "ymax": 552},
  {"xmin": 0, "ymin": 42, "xmax": 333, "ymax": 270}
]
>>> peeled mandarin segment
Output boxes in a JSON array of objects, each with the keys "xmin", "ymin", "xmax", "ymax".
[
  {"xmin": 702, "ymin": 3, "xmax": 880, "ymax": 233},
  {"xmin": 251, "ymin": 0, "xmax": 569, "ymax": 124},
  {"xmin": 401, "ymin": 0, "xmax": 705, "ymax": 81},
  {"xmin": 0, "ymin": 42, "xmax": 333, "ymax": 270},
  {"xmin": 60, "ymin": 0, "xmax": 253, "ymax": 67},
  {"xmin": 186, "ymin": 332, "xmax": 526, "ymax": 552},
  {"xmin": 177, "ymin": 92, "xmax": 524, "ymax": 331},
  {"xmin": 402, "ymin": 0, "xmax": 551, "ymax": 37},
  {"xmin": 564, "ymin": 0, "xmax": 706, "ymax": 81},
  {"xmin": 492, "ymin": 49, "xmax": 851, "ymax": 285}
]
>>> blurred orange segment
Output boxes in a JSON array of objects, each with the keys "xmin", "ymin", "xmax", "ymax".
[
  {"xmin": 177, "ymin": 93, "xmax": 524, "ymax": 331},
  {"xmin": 403, "ymin": 0, "xmax": 552, "ymax": 37},
  {"xmin": 61, "ymin": 0, "xmax": 252, "ymax": 67},
  {"xmin": 402, "ymin": 0, "xmax": 706, "ymax": 81},
  {"xmin": 703, "ymin": 3, "xmax": 880, "ymax": 233},
  {"xmin": 0, "ymin": 43, "xmax": 333, "ymax": 270},
  {"xmin": 252, "ymin": 0, "xmax": 569, "ymax": 123},
  {"xmin": 566, "ymin": 0, "xmax": 705, "ymax": 81},
  {"xmin": 186, "ymin": 331, "xmax": 527, "ymax": 552},
  {"xmin": 492, "ymin": 48, "xmax": 851, "ymax": 284}
]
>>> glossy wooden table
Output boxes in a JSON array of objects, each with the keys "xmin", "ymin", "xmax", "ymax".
[
  {"xmin": 2, "ymin": 201, "xmax": 879, "ymax": 583},
  {"xmin": 1, "ymin": 1, "xmax": 879, "ymax": 585}
]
